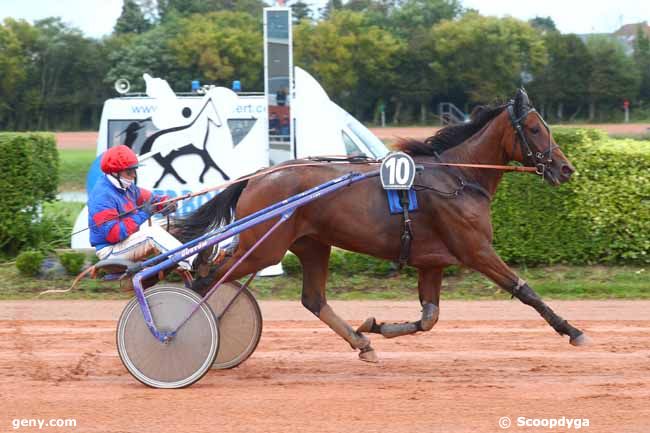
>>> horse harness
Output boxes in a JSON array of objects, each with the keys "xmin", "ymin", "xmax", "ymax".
[{"xmin": 506, "ymin": 103, "xmax": 558, "ymax": 177}]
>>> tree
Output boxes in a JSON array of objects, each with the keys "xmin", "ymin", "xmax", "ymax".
[
  {"xmin": 105, "ymin": 17, "xmax": 195, "ymax": 92},
  {"xmin": 429, "ymin": 13, "xmax": 548, "ymax": 104},
  {"xmin": 157, "ymin": 0, "xmax": 267, "ymax": 20},
  {"xmin": 293, "ymin": 11, "xmax": 403, "ymax": 118},
  {"xmin": 633, "ymin": 25, "xmax": 650, "ymax": 102},
  {"xmin": 0, "ymin": 20, "xmax": 29, "ymax": 127},
  {"xmin": 114, "ymin": 0, "xmax": 151, "ymax": 34},
  {"xmin": 290, "ymin": 1, "xmax": 312, "ymax": 23},
  {"xmin": 320, "ymin": 0, "xmax": 343, "ymax": 20},
  {"xmin": 384, "ymin": 0, "xmax": 462, "ymax": 123},
  {"xmin": 528, "ymin": 33, "xmax": 592, "ymax": 120},
  {"xmin": 1, "ymin": 18, "xmax": 108, "ymax": 130},
  {"xmin": 389, "ymin": 0, "xmax": 462, "ymax": 39},
  {"xmin": 585, "ymin": 36, "xmax": 640, "ymax": 120},
  {"xmin": 528, "ymin": 16, "xmax": 557, "ymax": 34},
  {"xmin": 168, "ymin": 12, "xmax": 264, "ymax": 89}
]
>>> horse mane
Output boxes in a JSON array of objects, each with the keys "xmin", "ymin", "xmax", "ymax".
[{"xmin": 394, "ymin": 104, "xmax": 507, "ymax": 156}]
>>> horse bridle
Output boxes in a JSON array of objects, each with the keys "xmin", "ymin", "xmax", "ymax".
[{"xmin": 507, "ymin": 102, "xmax": 558, "ymax": 177}]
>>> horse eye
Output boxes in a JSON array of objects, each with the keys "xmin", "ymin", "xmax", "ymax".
[{"xmin": 530, "ymin": 126, "xmax": 540, "ymax": 134}]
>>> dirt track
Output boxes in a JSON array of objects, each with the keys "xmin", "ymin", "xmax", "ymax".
[
  {"xmin": 54, "ymin": 123, "xmax": 650, "ymax": 150},
  {"xmin": 1, "ymin": 300, "xmax": 649, "ymax": 433}
]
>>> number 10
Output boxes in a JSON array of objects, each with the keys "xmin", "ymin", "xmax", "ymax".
[{"xmin": 385, "ymin": 157, "xmax": 410, "ymax": 185}]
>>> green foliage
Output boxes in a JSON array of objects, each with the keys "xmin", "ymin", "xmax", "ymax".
[
  {"xmin": 2, "ymin": 5, "xmax": 650, "ymax": 129},
  {"xmin": 105, "ymin": 19, "xmax": 190, "ymax": 92},
  {"xmin": 114, "ymin": 0, "xmax": 151, "ymax": 34},
  {"xmin": 633, "ymin": 25, "xmax": 650, "ymax": 102},
  {"xmin": 58, "ymin": 251, "xmax": 85, "ymax": 275},
  {"xmin": 0, "ymin": 133, "xmax": 59, "ymax": 256},
  {"xmin": 37, "ymin": 201, "xmax": 85, "ymax": 250},
  {"xmin": 0, "ymin": 19, "xmax": 29, "ymax": 124},
  {"xmin": 284, "ymin": 249, "xmax": 402, "ymax": 277},
  {"xmin": 585, "ymin": 36, "xmax": 640, "ymax": 111},
  {"xmin": 15, "ymin": 250, "xmax": 45, "ymax": 277},
  {"xmin": 168, "ymin": 12, "xmax": 263, "ymax": 88},
  {"xmin": 158, "ymin": 0, "xmax": 267, "ymax": 19},
  {"xmin": 294, "ymin": 10, "xmax": 403, "ymax": 117},
  {"xmin": 430, "ymin": 12, "xmax": 548, "ymax": 103},
  {"xmin": 528, "ymin": 33, "xmax": 592, "ymax": 120},
  {"xmin": 492, "ymin": 128, "xmax": 650, "ymax": 264},
  {"xmin": 1, "ymin": 18, "xmax": 108, "ymax": 130},
  {"xmin": 528, "ymin": 16, "xmax": 557, "ymax": 34},
  {"xmin": 291, "ymin": 1, "xmax": 313, "ymax": 23},
  {"xmin": 107, "ymin": 11, "xmax": 263, "ymax": 92}
]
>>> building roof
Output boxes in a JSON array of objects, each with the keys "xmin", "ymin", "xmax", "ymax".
[{"xmin": 613, "ymin": 22, "xmax": 650, "ymax": 38}]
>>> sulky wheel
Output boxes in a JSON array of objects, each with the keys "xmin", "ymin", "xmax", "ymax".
[
  {"xmin": 116, "ymin": 285, "xmax": 219, "ymax": 389},
  {"xmin": 207, "ymin": 281, "xmax": 262, "ymax": 369}
]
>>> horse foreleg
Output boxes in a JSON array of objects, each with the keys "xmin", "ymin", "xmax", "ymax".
[
  {"xmin": 466, "ymin": 244, "xmax": 588, "ymax": 346},
  {"xmin": 290, "ymin": 237, "xmax": 378, "ymax": 362},
  {"xmin": 357, "ymin": 267, "xmax": 441, "ymax": 338}
]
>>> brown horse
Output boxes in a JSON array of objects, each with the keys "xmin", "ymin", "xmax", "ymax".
[{"xmin": 177, "ymin": 89, "xmax": 588, "ymax": 362}]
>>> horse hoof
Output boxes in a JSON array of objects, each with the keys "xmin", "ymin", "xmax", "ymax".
[
  {"xmin": 357, "ymin": 317, "xmax": 376, "ymax": 334},
  {"xmin": 570, "ymin": 333, "xmax": 591, "ymax": 347},
  {"xmin": 358, "ymin": 347, "xmax": 379, "ymax": 363}
]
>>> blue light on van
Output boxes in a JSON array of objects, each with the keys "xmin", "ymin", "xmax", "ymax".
[
  {"xmin": 232, "ymin": 80, "xmax": 242, "ymax": 92},
  {"xmin": 191, "ymin": 80, "xmax": 200, "ymax": 92}
]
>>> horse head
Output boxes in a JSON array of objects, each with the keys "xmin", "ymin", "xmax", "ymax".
[{"xmin": 507, "ymin": 88, "xmax": 575, "ymax": 185}]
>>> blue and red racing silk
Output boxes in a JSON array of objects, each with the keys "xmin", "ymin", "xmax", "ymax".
[{"xmin": 87, "ymin": 175, "xmax": 167, "ymax": 251}]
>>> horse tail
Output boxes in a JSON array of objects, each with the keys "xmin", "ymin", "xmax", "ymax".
[{"xmin": 175, "ymin": 179, "xmax": 249, "ymax": 242}]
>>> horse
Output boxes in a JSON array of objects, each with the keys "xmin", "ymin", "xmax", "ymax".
[{"xmin": 176, "ymin": 88, "xmax": 587, "ymax": 362}]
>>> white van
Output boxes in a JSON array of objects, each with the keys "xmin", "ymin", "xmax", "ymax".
[{"xmin": 71, "ymin": 67, "xmax": 389, "ymax": 251}]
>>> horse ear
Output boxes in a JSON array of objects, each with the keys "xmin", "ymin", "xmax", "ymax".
[
  {"xmin": 514, "ymin": 88, "xmax": 529, "ymax": 117},
  {"xmin": 519, "ymin": 88, "xmax": 530, "ymax": 106}
]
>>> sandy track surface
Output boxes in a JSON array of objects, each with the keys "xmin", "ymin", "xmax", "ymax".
[
  {"xmin": 54, "ymin": 124, "xmax": 650, "ymax": 150},
  {"xmin": 1, "ymin": 300, "xmax": 649, "ymax": 433},
  {"xmin": 55, "ymin": 132, "xmax": 98, "ymax": 150}
]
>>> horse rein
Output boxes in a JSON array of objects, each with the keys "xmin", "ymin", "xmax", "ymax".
[{"xmin": 75, "ymin": 113, "xmax": 547, "ymax": 236}]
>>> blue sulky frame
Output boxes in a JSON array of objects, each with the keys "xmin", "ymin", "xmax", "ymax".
[{"xmin": 128, "ymin": 170, "xmax": 379, "ymax": 343}]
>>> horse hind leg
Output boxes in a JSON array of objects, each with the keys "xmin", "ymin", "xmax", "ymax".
[
  {"xmin": 358, "ymin": 267, "xmax": 442, "ymax": 338},
  {"xmin": 290, "ymin": 237, "xmax": 378, "ymax": 363}
]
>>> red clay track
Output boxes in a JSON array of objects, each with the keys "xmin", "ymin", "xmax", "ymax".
[
  {"xmin": 2, "ymin": 300, "xmax": 649, "ymax": 432},
  {"xmin": 55, "ymin": 124, "xmax": 650, "ymax": 150}
]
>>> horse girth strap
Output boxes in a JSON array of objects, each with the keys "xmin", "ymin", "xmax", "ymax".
[{"xmin": 398, "ymin": 190, "xmax": 413, "ymax": 269}]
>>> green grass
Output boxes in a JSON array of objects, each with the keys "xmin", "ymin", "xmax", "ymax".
[
  {"xmin": 1, "ymin": 250, "xmax": 647, "ymax": 300},
  {"xmin": 58, "ymin": 149, "xmax": 96, "ymax": 192}
]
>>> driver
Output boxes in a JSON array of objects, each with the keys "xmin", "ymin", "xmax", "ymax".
[{"xmin": 87, "ymin": 145, "xmax": 193, "ymax": 271}]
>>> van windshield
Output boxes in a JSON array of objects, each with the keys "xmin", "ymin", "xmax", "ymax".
[
  {"xmin": 345, "ymin": 116, "xmax": 389, "ymax": 159},
  {"xmin": 108, "ymin": 119, "xmax": 159, "ymax": 154}
]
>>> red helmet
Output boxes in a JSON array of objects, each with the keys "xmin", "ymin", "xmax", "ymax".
[{"xmin": 101, "ymin": 145, "xmax": 139, "ymax": 174}]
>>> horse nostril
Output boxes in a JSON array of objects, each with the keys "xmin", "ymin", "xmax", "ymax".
[{"xmin": 560, "ymin": 164, "xmax": 574, "ymax": 177}]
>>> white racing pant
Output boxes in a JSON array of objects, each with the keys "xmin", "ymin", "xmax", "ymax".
[{"xmin": 96, "ymin": 221, "xmax": 195, "ymax": 270}]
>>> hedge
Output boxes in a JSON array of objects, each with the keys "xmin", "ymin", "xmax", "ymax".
[
  {"xmin": 0, "ymin": 133, "xmax": 59, "ymax": 256},
  {"xmin": 491, "ymin": 128, "xmax": 650, "ymax": 265}
]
